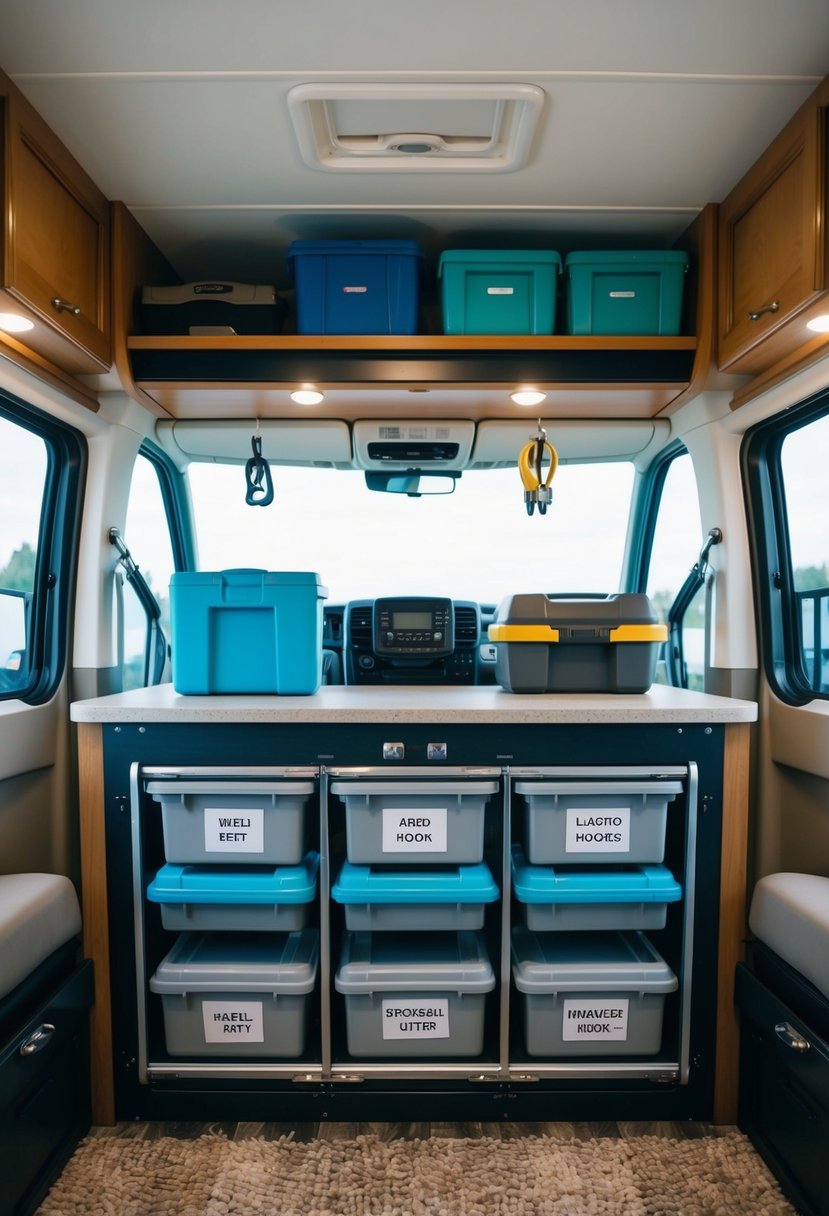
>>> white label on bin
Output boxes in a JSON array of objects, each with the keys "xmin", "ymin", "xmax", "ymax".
[
  {"xmin": 487, "ymin": 286, "xmax": 514, "ymax": 295},
  {"xmin": 381, "ymin": 806, "xmax": 447, "ymax": 853},
  {"xmin": 609, "ymin": 291, "xmax": 636, "ymax": 298},
  {"xmin": 382, "ymin": 999, "xmax": 450, "ymax": 1039},
  {"xmin": 565, "ymin": 806, "xmax": 630, "ymax": 853},
  {"xmin": 343, "ymin": 285, "xmax": 368, "ymax": 293},
  {"xmin": 202, "ymin": 1000, "xmax": 264, "ymax": 1043},
  {"xmin": 203, "ymin": 806, "xmax": 265, "ymax": 853},
  {"xmin": 561, "ymin": 998, "xmax": 629, "ymax": 1042}
]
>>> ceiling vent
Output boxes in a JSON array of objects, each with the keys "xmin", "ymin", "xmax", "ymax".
[{"xmin": 287, "ymin": 83, "xmax": 545, "ymax": 173}]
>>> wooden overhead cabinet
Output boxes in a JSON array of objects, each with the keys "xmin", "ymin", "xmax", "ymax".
[
  {"xmin": 718, "ymin": 77, "xmax": 829, "ymax": 377},
  {"xmin": 1, "ymin": 76, "xmax": 111, "ymax": 374}
]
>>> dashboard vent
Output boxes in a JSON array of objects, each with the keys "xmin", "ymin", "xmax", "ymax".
[
  {"xmin": 454, "ymin": 605, "xmax": 480, "ymax": 644},
  {"xmin": 348, "ymin": 604, "xmax": 373, "ymax": 647}
]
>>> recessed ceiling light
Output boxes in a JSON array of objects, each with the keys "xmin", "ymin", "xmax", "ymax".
[
  {"xmin": 806, "ymin": 314, "xmax": 829, "ymax": 333},
  {"xmin": 0, "ymin": 312, "xmax": 35, "ymax": 334},
  {"xmin": 290, "ymin": 388, "xmax": 325, "ymax": 405},
  {"xmin": 510, "ymin": 389, "xmax": 547, "ymax": 406}
]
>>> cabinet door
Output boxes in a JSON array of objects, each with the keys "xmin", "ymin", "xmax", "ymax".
[
  {"xmin": 718, "ymin": 97, "xmax": 826, "ymax": 375},
  {"xmin": 1, "ymin": 89, "xmax": 111, "ymax": 374}
]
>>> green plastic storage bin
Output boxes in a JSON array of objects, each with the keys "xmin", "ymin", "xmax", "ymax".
[
  {"xmin": 438, "ymin": 250, "xmax": 561, "ymax": 334},
  {"xmin": 565, "ymin": 250, "xmax": 688, "ymax": 335}
]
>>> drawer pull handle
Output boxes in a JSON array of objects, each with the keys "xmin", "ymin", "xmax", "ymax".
[
  {"xmin": 774, "ymin": 1021, "xmax": 810, "ymax": 1053},
  {"xmin": 19, "ymin": 1023, "xmax": 56, "ymax": 1057},
  {"xmin": 51, "ymin": 296, "xmax": 82, "ymax": 317},
  {"xmin": 748, "ymin": 301, "xmax": 780, "ymax": 322}
]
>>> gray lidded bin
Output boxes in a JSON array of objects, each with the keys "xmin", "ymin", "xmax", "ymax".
[
  {"xmin": 488, "ymin": 592, "xmax": 666, "ymax": 693},
  {"xmin": 148, "ymin": 780, "xmax": 314, "ymax": 866},
  {"xmin": 149, "ymin": 929, "xmax": 318, "ymax": 1058},
  {"xmin": 335, "ymin": 930, "xmax": 495, "ymax": 1057},
  {"xmin": 146, "ymin": 852, "xmax": 319, "ymax": 932},
  {"xmin": 331, "ymin": 860, "xmax": 499, "ymax": 931},
  {"xmin": 331, "ymin": 780, "xmax": 497, "ymax": 865},
  {"xmin": 511, "ymin": 927, "xmax": 678, "ymax": 1057},
  {"xmin": 516, "ymin": 779, "xmax": 682, "ymax": 865}
]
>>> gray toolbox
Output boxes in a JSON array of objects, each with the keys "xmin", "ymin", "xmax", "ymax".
[
  {"xmin": 139, "ymin": 281, "xmax": 287, "ymax": 334},
  {"xmin": 488, "ymin": 592, "xmax": 667, "ymax": 693}
]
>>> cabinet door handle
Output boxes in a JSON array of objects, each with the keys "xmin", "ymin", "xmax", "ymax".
[
  {"xmin": 774, "ymin": 1021, "xmax": 811, "ymax": 1053},
  {"xmin": 51, "ymin": 296, "xmax": 82, "ymax": 316},
  {"xmin": 748, "ymin": 301, "xmax": 780, "ymax": 321},
  {"xmin": 19, "ymin": 1023, "xmax": 56, "ymax": 1057}
]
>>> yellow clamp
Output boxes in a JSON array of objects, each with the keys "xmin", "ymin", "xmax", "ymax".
[{"xmin": 518, "ymin": 431, "xmax": 558, "ymax": 516}]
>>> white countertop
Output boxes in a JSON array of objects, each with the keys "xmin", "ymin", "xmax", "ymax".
[{"xmin": 70, "ymin": 682, "xmax": 758, "ymax": 724}]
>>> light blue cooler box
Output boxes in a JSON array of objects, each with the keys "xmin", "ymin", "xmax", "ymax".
[
  {"xmin": 332, "ymin": 860, "xmax": 499, "ymax": 931},
  {"xmin": 286, "ymin": 239, "xmax": 424, "ymax": 334},
  {"xmin": 149, "ymin": 929, "xmax": 319, "ymax": 1058},
  {"xmin": 146, "ymin": 852, "xmax": 319, "ymax": 931},
  {"xmin": 438, "ymin": 249, "xmax": 561, "ymax": 334},
  {"xmin": 511, "ymin": 927, "xmax": 678, "ymax": 1057},
  {"xmin": 564, "ymin": 249, "xmax": 689, "ymax": 335},
  {"xmin": 335, "ymin": 930, "xmax": 495, "ymax": 1058},
  {"xmin": 511, "ymin": 845, "xmax": 681, "ymax": 931},
  {"xmin": 170, "ymin": 568, "xmax": 328, "ymax": 695}
]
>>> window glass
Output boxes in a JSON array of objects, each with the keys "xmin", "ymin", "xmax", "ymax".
[
  {"xmin": 121, "ymin": 452, "xmax": 176, "ymax": 689},
  {"xmin": 644, "ymin": 452, "xmax": 703, "ymax": 688},
  {"xmin": 780, "ymin": 413, "xmax": 829, "ymax": 695},
  {"xmin": 186, "ymin": 461, "xmax": 636, "ymax": 604},
  {"xmin": 0, "ymin": 414, "xmax": 48, "ymax": 695}
]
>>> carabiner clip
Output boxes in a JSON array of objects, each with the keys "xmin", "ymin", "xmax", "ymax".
[{"xmin": 245, "ymin": 434, "xmax": 274, "ymax": 506}]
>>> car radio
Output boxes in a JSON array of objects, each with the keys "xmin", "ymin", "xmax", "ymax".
[{"xmin": 373, "ymin": 597, "xmax": 454, "ymax": 656}]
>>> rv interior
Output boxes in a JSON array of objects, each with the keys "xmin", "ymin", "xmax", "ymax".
[{"xmin": 1, "ymin": 3, "xmax": 829, "ymax": 1214}]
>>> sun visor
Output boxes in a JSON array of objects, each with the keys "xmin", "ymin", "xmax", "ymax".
[
  {"xmin": 155, "ymin": 420, "xmax": 353, "ymax": 468},
  {"xmin": 470, "ymin": 419, "xmax": 671, "ymax": 468}
]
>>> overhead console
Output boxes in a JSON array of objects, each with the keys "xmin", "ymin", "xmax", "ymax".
[{"xmin": 343, "ymin": 597, "xmax": 494, "ymax": 684}]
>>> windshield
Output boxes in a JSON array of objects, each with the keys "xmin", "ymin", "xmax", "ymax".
[{"xmin": 187, "ymin": 462, "xmax": 636, "ymax": 605}]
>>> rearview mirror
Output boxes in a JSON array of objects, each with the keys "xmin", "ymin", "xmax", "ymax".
[{"xmin": 364, "ymin": 471, "xmax": 460, "ymax": 497}]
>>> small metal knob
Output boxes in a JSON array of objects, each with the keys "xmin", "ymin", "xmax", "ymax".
[
  {"xmin": 748, "ymin": 301, "xmax": 780, "ymax": 322},
  {"xmin": 774, "ymin": 1021, "xmax": 810, "ymax": 1052},
  {"xmin": 19, "ymin": 1023, "xmax": 56, "ymax": 1056},
  {"xmin": 51, "ymin": 296, "xmax": 82, "ymax": 316}
]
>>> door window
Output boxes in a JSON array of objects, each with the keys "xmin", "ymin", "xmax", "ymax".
[{"xmin": 121, "ymin": 449, "xmax": 177, "ymax": 688}]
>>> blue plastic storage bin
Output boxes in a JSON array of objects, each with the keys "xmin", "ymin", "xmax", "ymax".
[
  {"xmin": 564, "ymin": 250, "xmax": 688, "ymax": 335},
  {"xmin": 511, "ymin": 845, "xmax": 681, "ymax": 932},
  {"xmin": 438, "ymin": 249, "xmax": 561, "ymax": 334},
  {"xmin": 170, "ymin": 569, "xmax": 328, "ymax": 694},
  {"xmin": 332, "ymin": 860, "xmax": 499, "ymax": 930},
  {"xmin": 286, "ymin": 239, "xmax": 424, "ymax": 334},
  {"xmin": 147, "ymin": 852, "xmax": 319, "ymax": 932}
]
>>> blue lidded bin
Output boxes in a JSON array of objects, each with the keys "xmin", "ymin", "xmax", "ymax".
[
  {"xmin": 170, "ymin": 568, "xmax": 328, "ymax": 695},
  {"xmin": 286, "ymin": 239, "xmax": 424, "ymax": 334},
  {"xmin": 438, "ymin": 249, "xmax": 561, "ymax": 334},
  {"xmin": 332, "ymin": 860, "xmax": 499, "ymax": 930},
  {"xmin": 564, "ymin": 249, "xmax": 689, "ymax": 335},
  {"xmin": 147, "ymin": 852, "xmax": 319, "ymax": 932},
  {"xmin": 511, "ymin": 845, "xmax": 681, "ymax": 932}
]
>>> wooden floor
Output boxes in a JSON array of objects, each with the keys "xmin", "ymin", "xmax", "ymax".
[{"xmin": 89, "ymin": 1120, "xmax": 731, "ymax": 1141}]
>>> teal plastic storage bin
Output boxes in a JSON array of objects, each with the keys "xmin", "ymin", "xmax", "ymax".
[
  {"xmin": 170, "ymin": 568, "xmax": 328, "ymax": 694},
  {"xmin": 335, "ymin": 930, "xmax": 495, "ymax": 1058},
  {"xmin": 564, "ymin": 250, "xmax": 689, "ymax": 335},
  {"xmin": 149, "ymin": 929, "xmax": 318, "ymax": 1058},
  {"xmin": 332, "ymin": 860, "xmax": 499, "ymax": 930},
  {"xmin": 511, "ymin": 928, "xmax": 678, "ymax": 1057},
  {"xmin": 146, "ymin": 852, "xmax": 319, "ymax": 932},
  {"xmin": 286, "ymin": 239, "xmax": 424, "ymax": 334},
  {"xmin": 511, "ymin": 845, "xmax": 681, "ymax": 932},
  {"xmin": 438, "ymin": 249, "xmax": 561, "ymax": 334}
]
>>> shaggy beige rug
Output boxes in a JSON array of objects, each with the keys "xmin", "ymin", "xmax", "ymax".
[{"xmin": 37, "ymin": 1130, "xmax": 796, "ymax": 1216}]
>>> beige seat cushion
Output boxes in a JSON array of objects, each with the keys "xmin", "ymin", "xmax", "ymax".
[
  {"xmin": 0, "ymin": 873, "xmax": 82, "ymax": 1001},
  {"xmin": 749, "ymin": 871, "xmax": 829, "ymax": 1003}
]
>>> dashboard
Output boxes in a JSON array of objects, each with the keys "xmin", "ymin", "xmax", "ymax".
[{"xmin": 322, "ymin": 597, "xmax": 499, "ymax": 685}]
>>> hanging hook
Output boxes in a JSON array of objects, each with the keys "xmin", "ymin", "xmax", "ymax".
[{"xmin": 245, "ymin": 431, "xmax": 274, "ymax": 506}]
